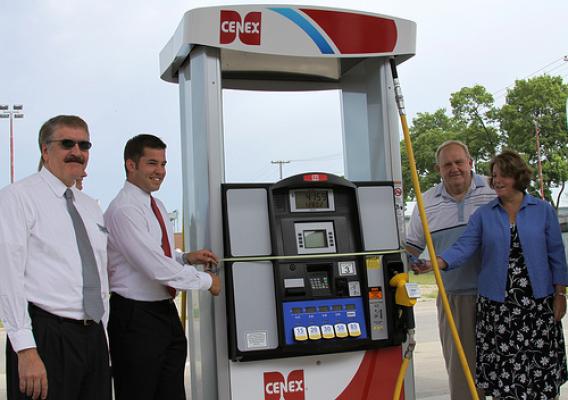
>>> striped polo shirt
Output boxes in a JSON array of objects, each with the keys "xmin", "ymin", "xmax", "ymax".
[{"xmin": 406, "ymin": 174, "xmax": 496, "ymax": 294}]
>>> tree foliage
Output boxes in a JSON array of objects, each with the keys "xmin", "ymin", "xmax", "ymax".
[
  {"xmin": 401, "ymin": 109, "xmax": 459, "ymax": 201},
  {"xmin": 450, "ymin": 85, "xmax": 501, "ymax": 175},
  {"xmin": 500, "ymin": 75, "xmax": 568, "ymax": 207},
  {"xmin": 400, "ymin": 76, "xmax": 568, "ymax": 208}
]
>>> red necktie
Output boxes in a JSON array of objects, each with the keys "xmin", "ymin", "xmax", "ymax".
[{"xmin": 150, "ymin": 196, "xmax": 176, "ymax": 298}]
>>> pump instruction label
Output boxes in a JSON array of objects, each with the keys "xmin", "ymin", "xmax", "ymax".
[{"xmin": 246, "ymin": 331, "xmax": 268, "ymax": 349}]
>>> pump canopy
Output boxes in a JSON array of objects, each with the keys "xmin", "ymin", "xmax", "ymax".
[{"xmin": 160, "ymin": 5, "xmax": 416, "ymax": 83}]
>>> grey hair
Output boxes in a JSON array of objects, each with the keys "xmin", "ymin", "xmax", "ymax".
[{"xmin": 435, "ymin": 140, "xmax": 472, "ymax": 164}]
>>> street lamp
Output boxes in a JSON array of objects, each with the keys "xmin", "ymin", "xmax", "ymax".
[{"xmin": 0, "ymin": 104, "xmax": 24, "ymax": 184}]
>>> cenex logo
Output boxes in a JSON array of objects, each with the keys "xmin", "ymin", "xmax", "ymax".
[
  {"xmin": 264, "ymin": 370, "xmax": 305, "ymax": 400},
  {"xmin": 220, "ymin": 10, "xmax": 262, "ymax": 45}
]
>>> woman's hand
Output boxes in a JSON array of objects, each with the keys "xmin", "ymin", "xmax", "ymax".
[
  {"xmin": 410, "ymin": 257, "xmax": 448, "ymax": 274},
  {"xmin": 553, "ymin": 293, "xmax": 567, "ymax": 321},
  {"xmin": 410, "ymin": 259, "xmax": 432, "ymax": 274}
]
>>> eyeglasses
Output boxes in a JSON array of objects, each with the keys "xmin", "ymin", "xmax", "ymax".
[{"xmin": 47, "ymin": 139, "xmax": 92, "ymax": 151}]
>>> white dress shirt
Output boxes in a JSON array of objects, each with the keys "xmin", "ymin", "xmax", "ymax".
[
  {"xmin": 0, "ymin": 168, "xmax": 109, "ymax": 352},
  {"xmin": 104, "ymin": 181, "xmax": 212, "ymax": 301}
]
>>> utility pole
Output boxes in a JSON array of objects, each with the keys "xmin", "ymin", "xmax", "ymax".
[
  {"xmin": 0, "ymin": 104, "xmax": 24, "ymax": 184},
  {"xmin": 271, "ymin": 160, "xmax": 290, "ymax": 180},
  {"xmin": 534, "ymin": 120, "xmax": 545, "ymax": 200}
]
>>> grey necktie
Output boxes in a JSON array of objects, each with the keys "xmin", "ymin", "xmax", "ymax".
[{"xmin": 64, "ymin": 189, "xmax": 104, "ymax": 322}]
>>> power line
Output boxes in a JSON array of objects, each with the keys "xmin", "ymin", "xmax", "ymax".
[
  {"xmin": 290, "ymin": 153, "xmax": 342, "ymax": 162},
  {"xmin": 492, "ymin": 55, "xmax": 568, "ymax": 99}
]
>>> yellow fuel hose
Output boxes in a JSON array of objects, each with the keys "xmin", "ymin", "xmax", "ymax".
[
  {"xmin": 393, "ymin": 330, "xmax": 415, "ymax": 400},
  {"xmin": 393, "ymin": 358, "xmax": 410, "ymax": 400},
  {"xmin": 389, "ymin": 58, "xmax": 479, "ymax": 400}
]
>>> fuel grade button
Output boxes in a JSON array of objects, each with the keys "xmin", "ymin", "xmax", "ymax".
[
  {"xmin": 348, "ymin": 322, "xmax": 361, "ymax": 337},
  {"xmin": 307, "ymin": 325, "xmax": 322, "ymax": 340},
  {"xmin": 293, "ymin": 326, "xmax": 308, "ymax": 341},
  {"xmin": 321, "ymin": 324, "xmax": 335, "ymax": 339},
  {"xmin": 334, "ymin": 323, "xmax": 348, "ymax": 338}
]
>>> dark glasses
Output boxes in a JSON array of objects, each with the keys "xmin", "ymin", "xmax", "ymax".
[{"xmin": 47, "ymin": 139, "xmax": 92, "ymax": 151}]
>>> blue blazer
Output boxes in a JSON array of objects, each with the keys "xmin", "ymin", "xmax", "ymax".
[{"xmin": 441, "ymin": 194, "xmax": 568, "ymax": 302}]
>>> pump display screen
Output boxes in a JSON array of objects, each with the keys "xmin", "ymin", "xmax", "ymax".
[
  {"xmin": 303, "ymin": 230, "xmax": 327, "ymax": 248},
  {"xmin": 295, "ymin": 221, "xmax": 336, "ymax": 254},
  {"xmin": 295, "ymin": 190, "xmax": 328, "ymax": 209},
  {"xmin": 290, "ymin": 189, "xmax": 334, "ymax": 212}
]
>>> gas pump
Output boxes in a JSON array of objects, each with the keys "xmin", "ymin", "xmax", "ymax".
[
  {"xmin": 160, "ymin": 4, "xmax": 418, "ymax": 399},
  {"xmin": 223, "ymin": 173, "xmax": 413, "ymax": 363}
]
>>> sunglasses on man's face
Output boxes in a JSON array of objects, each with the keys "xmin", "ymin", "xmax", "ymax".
[{"xmin": 47, "ymin": 139, "xmax": 92, "ymax": 151}]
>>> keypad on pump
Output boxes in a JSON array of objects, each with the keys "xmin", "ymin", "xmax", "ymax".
[{"xmin": 294, "ymin": 323, "xmax": 360, "ymax": 341}]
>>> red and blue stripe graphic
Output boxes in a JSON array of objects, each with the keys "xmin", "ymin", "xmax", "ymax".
[{"xmin": 269, "ymin": 7, "xmax": 398, "ymax": 55}]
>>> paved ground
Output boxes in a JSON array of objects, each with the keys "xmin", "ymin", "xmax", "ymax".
[
  {"xmin": 1, "ymin": 299, "xmax": 567, "ymax": 399},
  {"xmin": 413, "ymin": 298, "xmax": 451, "ymax": 399}
]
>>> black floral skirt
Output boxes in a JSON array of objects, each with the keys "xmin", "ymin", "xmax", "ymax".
[{"xmin": 475, "ymin": 224, "xmax": 567, "ymax": 399}]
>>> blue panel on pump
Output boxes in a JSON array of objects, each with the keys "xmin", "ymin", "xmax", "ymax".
[{"xmin": 282, "ymin": 297, "xmax": 367, "ymax": 345}]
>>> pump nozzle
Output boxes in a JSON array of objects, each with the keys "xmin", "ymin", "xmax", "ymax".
[{"xmin": 389, "ymin": 272, "xmax": 420, "ymax": 307}]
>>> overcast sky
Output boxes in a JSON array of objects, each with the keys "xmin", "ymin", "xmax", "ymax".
[{"xmin": 1, "ymin": 0, "xmax": 568, "ymax": 215}]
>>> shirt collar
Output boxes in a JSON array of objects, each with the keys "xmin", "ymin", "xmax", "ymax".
[
  {"xmin": 39, "ymin": 167, "xmax": 73, "ymax": 198},
  {"xmin": 123, "ymin": 180, "xmax": 152, "ymax": 205},
  {"xmin": 435, "ymin": 172, "xmax": 486, "ymax": 198},
  {"xmin": 490, "ymin": 192, "xmax": 537, "ymax": 209}
]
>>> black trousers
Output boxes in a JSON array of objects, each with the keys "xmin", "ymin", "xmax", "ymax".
[
  {"xmin": 108, "ymin": 293, "xmax": 187, "ymax": 400},
  {"xmin": 6, "ymin": 304, "xmax": 111, "ymax": 400}
]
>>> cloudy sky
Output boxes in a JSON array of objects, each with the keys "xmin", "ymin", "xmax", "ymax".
[{"xmin": 1, "ymin": 0, "xmax": 568, "ymax": 215}]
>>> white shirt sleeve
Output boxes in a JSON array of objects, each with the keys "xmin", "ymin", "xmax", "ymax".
[
  {"xmin": 406, "ymin": 205, "xmax": 425, "ymax": 253},
  {"xmin": 0, "ymin": 189, "xmax": 36, "ymax": 352},
  {"xmin": 106, "ymin": 205, "xmax": 212, "ymax": 291},
  {"xmin": 175, "ymin": 249, "xmax": 186, "ymax": 265}
]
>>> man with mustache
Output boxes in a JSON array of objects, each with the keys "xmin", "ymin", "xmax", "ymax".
[
  {"xmin": 406, "ymin": 140, "xmax": 495, "ymax": 399},
  {"xmin": 0, "ymin": 115, "xmax": 110, "ymax": 400},
  {"xmin": 104, "ymin": 134, "xmax": 220, "ymax": 400}
]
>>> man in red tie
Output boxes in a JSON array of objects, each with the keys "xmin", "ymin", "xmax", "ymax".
[{"xmin": 104, "ymin": 134, "xmax": 220, "ymax": 400}]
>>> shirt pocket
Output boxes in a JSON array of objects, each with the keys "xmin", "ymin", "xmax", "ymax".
[{"xmin": 86, "ymin": 222, "xmax": 109, "ymax": 271}]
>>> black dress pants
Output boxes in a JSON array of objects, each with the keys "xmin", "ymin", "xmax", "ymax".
[
  {"xmin": 108, "ymin": 293, "xmax": 187, "ymax": 400},
  {"xmin": 6, "ymin": 304, "xmax": 111, "ymax": 400}
]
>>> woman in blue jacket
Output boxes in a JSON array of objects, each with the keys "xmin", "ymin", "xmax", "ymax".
[{"xmin": 423, "ymin": 150, "xmax": 568, "ymax": 399}]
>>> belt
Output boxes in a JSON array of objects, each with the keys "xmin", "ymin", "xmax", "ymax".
[
  {"xmin": 110, "ymin": 293, "xmax": 175, "ymax": 309},
  {"xmin": 29, "ymin": 303, "xmax": 99, "ymax": 327}
]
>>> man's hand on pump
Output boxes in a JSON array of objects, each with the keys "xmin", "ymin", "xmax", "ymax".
[
  {"xmin": 185, "ymin": 249, "xmax": 219, "ymax": 268},
  {"xmin": 207, "ymin": 272, "xmax": 221, "ymax": 296},
  {"xmin": 183, "ymin": 249, "xmax": 221, "ymax": 296}
]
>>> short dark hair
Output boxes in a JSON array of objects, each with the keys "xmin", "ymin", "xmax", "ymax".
[
  {"xmin": 38, "ymin": 115, "xmax": 89, "ymax": 169},
  {"xmin": 489, "ymin": 150, "xmax": 532, "ymax": 192},
  {"xmin": 123, "ymin": 134, "xmax": 167, "ymax": 175}
]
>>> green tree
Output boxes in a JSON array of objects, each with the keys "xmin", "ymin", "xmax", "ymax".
[
  {"xmin": 500, "ymin": 75, "xmax": 568, "ymax": 208},
  {"xmin": 400, "ymin": 109, "xmax": 460, "ymax": 201},
  {"xmin": 401, "ymin": 85, "xmax": 501, "ymax": 202},
  {"xmin": 450, "ymin": 85, "xmax": 501, "ymax": 175}
]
